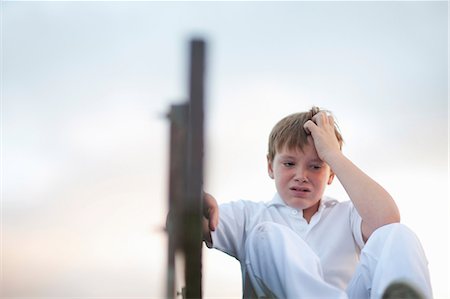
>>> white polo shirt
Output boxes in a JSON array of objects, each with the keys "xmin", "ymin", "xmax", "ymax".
[{"xmin": 211, "ymin": 193, "xmax": 365, "ymax": 292}]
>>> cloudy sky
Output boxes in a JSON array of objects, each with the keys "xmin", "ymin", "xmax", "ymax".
[{"xmin": 1, "ymin": 1, "xmax": 448, "ymax": 298}]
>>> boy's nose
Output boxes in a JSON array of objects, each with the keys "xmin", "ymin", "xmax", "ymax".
[{"xmin": 294, "ymin": 168, "xmax": 308, "ymax": 183}]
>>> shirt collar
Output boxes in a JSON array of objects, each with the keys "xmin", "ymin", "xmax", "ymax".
[
  {"xmin": 267, "ymin": 193, "xmax": 338, "ymax": 210},
  {"xmin": 267, "ymin": 193, "xmax": 286, "ymax": 207}
]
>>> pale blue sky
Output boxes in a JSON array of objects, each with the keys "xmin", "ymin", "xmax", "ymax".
[{"xmin": 1, "ymin": 1, "xmax": 448, "ymax": 298}]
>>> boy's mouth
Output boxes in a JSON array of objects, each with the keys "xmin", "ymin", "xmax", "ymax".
[{"xmin": 289, "ymin": 186, "xmax": 311, "ymax": 193}]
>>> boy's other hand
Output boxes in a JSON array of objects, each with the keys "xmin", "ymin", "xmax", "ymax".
[
  {"xmin": 203, "ymin": 192, "xmax": 219, "ymax": 231},
  {"xmin": 303, "ymin": 112, "xmax": 341, "ymax": 163}
]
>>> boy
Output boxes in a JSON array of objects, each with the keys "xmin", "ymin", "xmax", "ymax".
[{"xmin": 203, "ymin": 107, "xmax": 432, "ymax": 299}]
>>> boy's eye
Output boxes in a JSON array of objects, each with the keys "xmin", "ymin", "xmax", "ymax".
[
  {"xmin": 310, "ymin": 165, "xmax": 322, "ymax": 170},
  {"xmin": 283, "ymin": 162, "xmax": 295, "ymax": 167}
]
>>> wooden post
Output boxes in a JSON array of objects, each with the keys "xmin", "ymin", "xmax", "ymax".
[
  {"xmin": 166, "ymin": 38, "xmax": 206, "ymax": 299},
  {"xmin": 184, "ymin": 39, "xmax": 205, "ymax": 299},
  {"xmin": 166, "ymin": 103, "xmax": 189, "ymax": 298}
]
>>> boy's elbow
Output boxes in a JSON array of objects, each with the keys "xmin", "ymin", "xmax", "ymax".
[
  {"xmin": 374, "ymin": 206, "xmax": 400, "ymax": 230},
  {"xmin": 384, "ymin": 206, "xmax": 401, "ymax": 225},
  {"xmin": 392, "ymin": 200, "xmax": 401, "ymax": 223},
  {"xmin": 384, "ymin": 195, "xmax": 401, "ymax": 224},
  {"xmin": 391, "ymin": 211, "xmax": 401, "ymax": 224}
]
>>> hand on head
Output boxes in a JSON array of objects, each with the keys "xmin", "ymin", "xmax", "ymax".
[{"xmin": 303, "ymin": 112, "xmax": 341, "ymax": 163}]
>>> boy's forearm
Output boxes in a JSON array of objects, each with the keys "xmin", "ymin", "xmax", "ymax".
[{"xmin": 326, "ymin": 152, "xmax": 400, "ymax": 236}]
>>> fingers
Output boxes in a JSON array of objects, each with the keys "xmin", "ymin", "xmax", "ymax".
[
  {"xmin": 311, "ymin": 112, "xmax": 325, "ymax": 126},
  {"xmin": 312, "ymin": 111, "xmax": 334, "ymax": 126},
  {"xmin": 327, "ymin": 115, "xmax": 334, "ymax": 125},
  {"xmin": 203, "ymin": 192, "xmax": 219, "ymax": 231},
  {"xmin": 208, "ymin": 206, "xmax": 219, "ymax": 231},
  {"xmin": 305, "ymin": 112, "xmax": 335, "ymax": 134},
  {"xmin": 303, "ymin": 119, "xmax": 316, "ymax": 135}
]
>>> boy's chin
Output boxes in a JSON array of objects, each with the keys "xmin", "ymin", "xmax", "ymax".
[{"xmin": 284, "ymin": 197, "xmax": 320, "ymax": 210}]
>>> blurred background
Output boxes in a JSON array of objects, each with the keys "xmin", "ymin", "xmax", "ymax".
[{"xmin": 1, "ymin": 1, "xmax": 448, "ymax": 298}]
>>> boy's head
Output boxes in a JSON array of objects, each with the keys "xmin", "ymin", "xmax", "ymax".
[
  {"xmin": 267, "ymin": 106, "xmax": 343, "ymax": 163},
  {"xmin": 266, "ymin": 107, "xmax": 344, "ymax": 216}
]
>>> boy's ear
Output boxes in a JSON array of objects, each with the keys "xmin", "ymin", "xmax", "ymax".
[
  {"xmin": 327, "ymin": 170, "xmax": 335, "ymax": 185},
  {"xmin": 267, "ymin": 155, "xmax": 274, "ymax": 179}
]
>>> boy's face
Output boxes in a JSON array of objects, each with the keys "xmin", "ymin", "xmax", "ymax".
[{"xmin": 267, "ymin": 137, "xmax": 334, "ymax": 211}]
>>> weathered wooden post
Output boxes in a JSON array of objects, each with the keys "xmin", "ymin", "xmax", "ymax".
[
  {"xmin": 184, "ymin": 38, "xmax": 205, "ymax": 299},
  {"xmin": 166, "ymin": 103, "xmax": 189, "ymax": 298},
  {"xmin": 166, "ymin": 38, "xmax": 206, "ymax": 299}
]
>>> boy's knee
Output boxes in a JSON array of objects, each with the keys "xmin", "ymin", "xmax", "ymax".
[
  {"xmin": 366, "ymin": 223, "xmax": 423, "ymax": 255},
  {"xmin": 372, "ymin": 223, "xmax": 417, "ymax": 241}
]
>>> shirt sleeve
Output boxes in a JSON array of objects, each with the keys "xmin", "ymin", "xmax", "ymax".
[
  {"xmin": 349, "ymin": 203, "xmax": 365, "ymax": 249},
  {"xmin": 211, "ymin": 200, "xmax": 248, "ymax": 260}
]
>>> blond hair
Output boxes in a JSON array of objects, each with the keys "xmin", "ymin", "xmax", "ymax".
[{"xmin": 267, "ymin": 107, "xmax": 344, "ymax": 162}]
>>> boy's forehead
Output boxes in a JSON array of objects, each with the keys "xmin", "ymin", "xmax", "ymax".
[
  {"xmin": 277, "ymin": 135, "xmax": 314, "ymax": 151},
  {"xmin": 276, "ymin": 141, "xmax": 319, "ymax": 159}
]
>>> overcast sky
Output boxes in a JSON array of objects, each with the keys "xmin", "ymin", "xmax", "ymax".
[{"xmin": 1, "ymin": 1, "xmax": 448, "ymax": 298}]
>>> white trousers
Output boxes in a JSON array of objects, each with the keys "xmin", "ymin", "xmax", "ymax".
[{"xmin": 244, "ymin": 222, "xmax": 432, "ymax": 299}]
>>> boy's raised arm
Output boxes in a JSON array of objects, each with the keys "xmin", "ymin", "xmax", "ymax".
[
  {"xmin": 304, "ymin": 112, "xmax": 400, "ymax": 242},
  {"xmin": 202, "ymin": 192, "xmax": 219, "ymax": 247}
]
